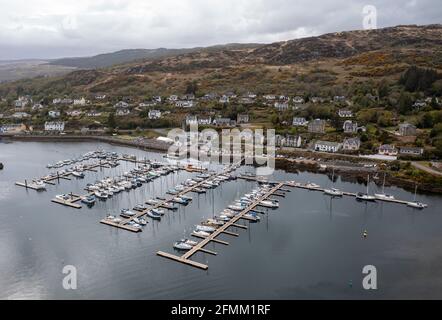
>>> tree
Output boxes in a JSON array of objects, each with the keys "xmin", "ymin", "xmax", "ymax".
[
  {"xmin": 398, "ymin": 92, "xmax": 413, "ymax": 115},
  {"xmin": 185, "ymin": 81, "xmax": 198, "ymax": 95},
  {"xmin": 107, "ymin": 112, "xmax": 116, "ymax": 129},
  {"xmin": 378, "ymin": 79, "xmax": 390, "ymax": 99},
  {"xmin": 399, "ymin": 66, "xmax": 439, "ymax": 92}
]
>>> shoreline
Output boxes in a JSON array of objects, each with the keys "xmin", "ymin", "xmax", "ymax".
[
  {"xmin": 0, "ymin": 134, "xmax": 170, "ymax": 153},
  {"xmin": 2, "ymin": 134, "xmax": 442, "ymax": 194}
]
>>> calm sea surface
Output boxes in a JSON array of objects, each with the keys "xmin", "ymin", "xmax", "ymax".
[{"xmin": 0, "ymin": 141, "xmax": 442, "ymax": 299}]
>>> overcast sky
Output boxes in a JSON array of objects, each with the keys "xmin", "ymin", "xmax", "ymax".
[{"xmin": 0, "ymin": 0, "xmax": 440, "ymax": 60}]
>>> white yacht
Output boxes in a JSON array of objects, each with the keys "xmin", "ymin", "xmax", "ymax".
[{"xmin": 374, "ymin": 173, "xmax": 395, "ymax": 200}]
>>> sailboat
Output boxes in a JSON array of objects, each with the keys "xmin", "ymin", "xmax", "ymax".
[
  {"xmin": 407, "ymin": 185, "xmax": 428, "ymax": 209},
  {"xmin": 356, "ymin": 174, "xmax": 376, "ymax": 201},
  {"xmin": 374, "ymin": 173, "xmax": 395, "ymax": 200},
  {"xmin": 324, "ymin": 168, "xmax": 343, "ymax": 197}
]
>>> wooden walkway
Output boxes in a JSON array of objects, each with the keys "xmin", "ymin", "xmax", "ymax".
[
  {"xmin": 239, "ymin": 175, "xmax": 413, "ymax": 206},
  {"xmin": 157, "ymin": 182, "xmax": 285, "ymax": 270},
  {"xmin": 15, "ymin": 160, "xmax": 113, "ymax": 191},
  {"xmin": 100, "ymin": 161, "xmax": 242, "ymax": 232}
]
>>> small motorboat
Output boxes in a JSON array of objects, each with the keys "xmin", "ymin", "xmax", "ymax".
[
  {"xmin": 173, "ymin": 241, "xmax": 193, "ymax": 251},
  {"xmin": 172, "ymin": 197, "xmax": 189, "ymax": 205},
  {"xmin": 356, "ymin": 192, "xmax": 376, "ymax": 201},
  {"xmin": 407, "ymin": 201, "xmax": 428, "ymax": 209},
  {"xmin": 192, "ymin": 230, "xmax": 210, "ymax": 238},
  {"xmin": 228, "ymin": 204, "xmax": 245, "ymax": 211},
  {"xmin": 195, "ymin": 225, "xmax": 216, "ymax": 233},
  {"xmin": 324, "ymin": 188, "xmax": 343, "ymax": 197},
  {"xmin": 55, "ymin": 194, "xmax": 70, "ymax": 201},
  {"xmin": 121, "ymin": 209, "xmax": 136, "ymax": 216},
  {"xmin": 81, "ymin": 195, "xmax": 96, "ymax": 205},
  {"xmin": 306, "ymin": 182, "xmax": 321, "ymax": 189},
  {"xmin": 138, "ymin": 218, "xmax": 148, "ymax": 226},
  {"xmin": 133, "ymin": 204, "xmax": 146, "ymax": 211},
  {"xmin": 244, "ymin": 213, "xmax": 260, "ymax": 222},
  {"xmin": 146, "ymin": 210, "xmax": 161, "ymax": 220},
  {"xmin": 259, "ymin": 200, "xmax": 279, "ymax": 208},
  {"xmin": 29, "ymin": 180, "xmax": 46, "ymax": 191},
  {"xmin": 72, "ymin": 171, "xmax": 85, "ymax": 178},
  {"xmin": 94, "ymin": 190, "xmax": 108, "ymax": 200},
  {"xmin": 145, "ymin": 199, "xmax": 160, "ymax": 205},
  {"xmin": 151, "ymin": 208, "xmax": 165, "ymax": 216},
  {"xmin": 180, "ymin": 239, "xmax": 198, "ymax": 246},
  {"xmin": 374, "ymin": 193, "xmax": 395, "ymax": 201}
]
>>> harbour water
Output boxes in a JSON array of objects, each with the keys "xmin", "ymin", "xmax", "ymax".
[{"xmin": 0, "ymin": 141, "xmax": 441, "ymax": 299}]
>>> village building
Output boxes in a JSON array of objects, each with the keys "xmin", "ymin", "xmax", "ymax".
[
  {"xmin": 0, "ymin": 123, "xmax": 27, "ymax": 133},
  {"xmin": 292, "ymin": 96, "xmax": 305, "ymax": 104},
  {"xmin": 263, "ymin": 94, "xmax": 276, "ymax": 101},
  {"xmin": 116, "ymin": 108, "xmax": 131, "ymax": 116},
  {"xmin": 239, "ymin": 97, "xmax": 254, "ymax": 104},
  {"xmin": 219, "ymin": 95, "xmax": 229, "ymax": 104},
  {"xmin": 237, "ymin": 114, "xmax": 249, "ymax": 124},
  {"xmin": 310, "ymin": 96, "xmax": 325, "ymax": 104},
  {"xmin": 292, "ymin": 117, "xmax": 308, "ymax": 126},
  {"xmin": 334, "ymin": 95, "xmax": 346, "ymax": 102},
  {"xmin": 48, "ymin": 110, "xmax": 61, "ymax": 118},
  {"xmin": 168, "ymin": 95, "xmax": 179, "ymax": 102},
  {"xmin": 94, "ymin": 94, "xmax": 106, "ymax": 100},
  {"xmin": 314, "ymin": 140, "xmax": 342, "ymax": 153},
  {"xmin": 86, "ymin": 110, "xmax": 102, "ymax": 117},
  {"xmin": 399, "ymin": 147, "xmax": 424, "ymax": 156},
  {"xmin": 114, "ymin": 101, "xmax": 129, "ymax": 109},
  {"xmin": 66, "ymin": 110, "xmax": 83, "ymax": 117},
  {"xmin": 198, "ymin": 116, "xmax": 212, "ymax": 125},
  {"xmin": 185, "ymin": 115, "xmax": 198, "ymax": 126},
  {"xmin": 12, "ymin": 112, "xmax": 30, "ymax": 119},
  {"xmin": 139, "ymin": 101, "xmax": 157, "ymax": 108},
  {"xmin": 32, "ymin": 103, "xmax": 45, "ymax": 111},
  {"xmin": 275, "ymin": 135, "xmax": 302, "ymax": 148},
  {"xmin": 342, "ymin": 137, "xmax": 361, "ymax": 151},
  {"xmin": 308, "ymin": 119, "xmax": 326, "ymax": 133},
  {"xmin": 399, "ymin": 123, "xmax": 417, "ymax": 136},
  {"xmin": 378, "ymin": 144, "xmax": 398, "ymax": 156},
  {"xmin": 148, "ymin": 110, "xmax": 162, "ymax": 120},
  {"xmin": 44, "ymin": 121, "xmax": 65, "ymax": 132},
  {"xmin": 343, "ymin": 120, "xmax": 358, "ymax": 133},
  {"xmin": 73, "ymin": 97, "xmax": 86, "ymax": 106},
  {"xmin": 338, "ymin": 109, "xmax": 353, "ymax": 118},
  {"xmin": 274, "ymin": 102, "xmax": 289, "ymax": 111},
  {"xmin": 213, "ymin": 118, "xmax": 236, "ymax": 127},
  {"xmin": 152, "ymin": 96, "xmax": 162, "ymax": 103},
  {"xmin": 413, "ymin": 100, "xmax": 427, "ymax": 109}
]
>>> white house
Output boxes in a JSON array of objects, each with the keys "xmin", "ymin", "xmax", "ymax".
[
  {"xmin": 198, "ymin": 116, "xmax": 212, "ymax": 125},
  {"xmin": 114, "ymin": 101, "xmax": 129, "ymax": 108},
  {"xmin": 66, "ymin": 110, "xmax": 83, "ymax": 117},
  {"xmin": 314, "ymin": 140, "xmax": 342, "ymax": 153},
  {"xmin": 73, "ymin": 97, "xmax": 86, "ymax": 106},
  {"xmin": 343, "ymin": 137, "xmax": 361, "ymax": 151},
  {"xmin": 378, "ymin": 144, "xmax": 398, "ymax": 156},
  {"xmin": 338, "ymin": 109, "xmax": 353, "ymax": 118},
  {"xmin": 86, "ymin": 110, "xmax": 102, "ymax": 117},
  {"xmin": 175, "ymin": 100, "xmax": 194, "ymax": 108},
  {"xmin": 12, "ymin": 112, "xmax": 30, "ymax": 119},
  {"xmin": 185, "ymin": 115, "xmax": 198, "ymax": 126},
  {"xmin": 292, "ymin": 96, "xmax": 305, "ymax": 104},
  {"xmin": 116, "ymin": 108, "xmax": 130, "ymax": 116},
  {"xmin": 148, "ymin": 110, "xmax": 162, "ymax": 120},
  {"xmin": 292, "ymin": 117, "xmax": 308, "ymax": 126},
  {"xmin": 219, "ymin": 95, "xmax": 229, "ymax": 104},
  {"xmin": 45, "ymin": 121, "xmax": 65, "ymax": 132},
  {"xmin": 32, "ymin": 103, "xmax": 45, "ymax": 111},
  {"xmin": 48, "ymin": 110, "xmax": 61, "ymax": 118},
  {"xmin": 274, "ymin": 102, "xmax": 289, "ymax": 111}
]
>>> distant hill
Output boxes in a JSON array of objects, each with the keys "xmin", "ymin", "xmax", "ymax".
[
  {"xmin": 49, "ymin": 44, "xmax": 262, "ymax": 69},
  {"xmin": 1, "ymin": 24, "xmax": 442, "ymax": 97}
]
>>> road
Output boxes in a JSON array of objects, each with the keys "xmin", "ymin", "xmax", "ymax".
[{"xmin": 411, "ymin": 162, "xmax": 442, "ymax": 177}]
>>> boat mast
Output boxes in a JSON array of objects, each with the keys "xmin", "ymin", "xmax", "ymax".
[
  {"xmin": 367, "ymin": 174, "xmax": 370, "ymax": 195},
  {"xmin": 382, "ymin": 172, "xmax": 386, "ymax": 194},
  {"xmin": 413, "ymin": 184, "xmax": 417, "ymax": 202}
]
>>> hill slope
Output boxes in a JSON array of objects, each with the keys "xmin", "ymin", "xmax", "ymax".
[{"xmin": 1, "ymin": 24, "xmax": 442, "ymax": 98}]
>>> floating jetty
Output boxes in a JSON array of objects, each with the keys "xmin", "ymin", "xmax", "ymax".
[
  {"xmin": 157, "ymin": 182, "xmax": 286, "ymax": 270},
  {"xmin": 100, "ymin": 161, "xmax": 242, "ymax": 232}
]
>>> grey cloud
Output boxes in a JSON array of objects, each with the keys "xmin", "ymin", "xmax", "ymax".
[{"xmin": 0, "ymin": 0, "xmax": 441, "ymax": 60}]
